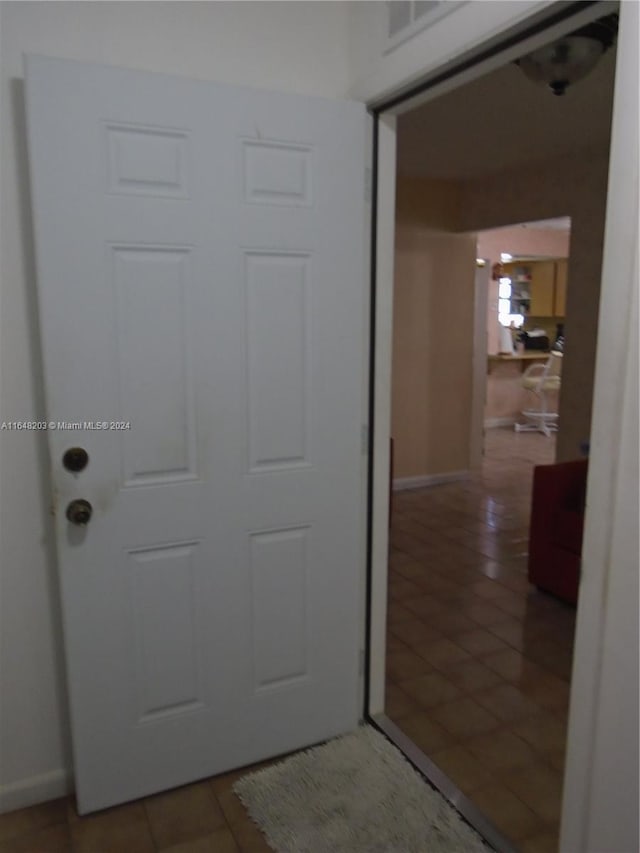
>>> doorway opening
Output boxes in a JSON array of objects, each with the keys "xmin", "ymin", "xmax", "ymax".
[
  {"xmin": 481, "ymin": 217, "xmax": 571, "ymax": 440},
  {"xmin": 367, "ymin": 10, "xmax": 617, "ymax": 851}
]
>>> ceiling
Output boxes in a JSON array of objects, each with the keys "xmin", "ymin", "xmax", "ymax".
[
  {"xmin": 488, "ymin": 216, "xmax": 571, "ymax": 233},
  {"xmin": 520, "ymin": 217, "xmax": 571, "ymax": 231},
  {"xmin": 397, "ymin": 45, "xmax": 617, "ymax": 180}
]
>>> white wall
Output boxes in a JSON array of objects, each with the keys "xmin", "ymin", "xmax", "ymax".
[
  {"xmin": 0, "ymin": 0, "xmax": 352, "ymax": 811},
  {"xmin": 583, "ymin": 257, "xmax": 638, "ymax": 851},
  {"xmin": 560, "ymin": 1, "xmax": 639, "ymax": 847}
]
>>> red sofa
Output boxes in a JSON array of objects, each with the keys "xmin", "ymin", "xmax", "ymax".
[{"xmin": 528, "ymin": 458, "xmax": 588, "ymax": 605}]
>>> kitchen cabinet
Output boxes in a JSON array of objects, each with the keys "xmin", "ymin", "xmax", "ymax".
[
  {"xmin": 554, "ymin": 259, "xmax": 568, "ymax": 317},
  {"xmin": 503, "ymin": 259, "xmax": 567, "ymax": 319},
  {"xmin": 529, "ymin": 261, "xmax": 556, "ymax": 316},
  {"xmin": 503, "ymin": 263, "xmax": 532, "ymax": 316}
]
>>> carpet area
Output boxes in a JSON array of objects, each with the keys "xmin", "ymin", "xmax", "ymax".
[{"xmin": 233, "ymin": 725, "xmax": 490, "ymax": 852}]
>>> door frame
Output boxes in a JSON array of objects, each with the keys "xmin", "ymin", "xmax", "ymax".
[
  {"xmin": 363, "ymin": 2, "xmax": 638, "ymax": 851},
  {"xmin": 470, "ymin": 260, "xmax": 490, "ymax": 470}
]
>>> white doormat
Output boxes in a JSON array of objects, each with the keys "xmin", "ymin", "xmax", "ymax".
[{"xmin": 233, "ymin": 724, "xmax": 490, "ymax": 853}]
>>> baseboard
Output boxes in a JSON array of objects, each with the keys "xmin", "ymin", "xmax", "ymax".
[
  {"xmin": 0, "ymin": 768, "xmax": 73, "ymax": 814},
  {"xmin": 392, "ymin": 471, "xmax": 470, "ymax": 491},
  {"xmin": 484, "ymin": 417, "xmax": 516, "ymax": 429}
]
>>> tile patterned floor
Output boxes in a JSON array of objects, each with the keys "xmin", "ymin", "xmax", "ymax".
[
  {"xmin": 0, "ymin": 764, "xmax": 274, "ymax": 853},
  {"xmin": 385, "ymin": 427, "xmax": 576, "ymax": 853}
]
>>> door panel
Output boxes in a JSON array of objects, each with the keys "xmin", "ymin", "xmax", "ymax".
[
  {"xmin": 245, "ymin": 251, "xmax": 311, "ymax": 471},
  {"xmin": 25, "ymin": 55, "xmax": 366, "ymax": 813}
]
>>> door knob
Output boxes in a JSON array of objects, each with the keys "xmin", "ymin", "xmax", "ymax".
[
  {"xmin": 66, "ymin": 499, "xmax": 93, "ymax": 526},
  {"xmin": 62, "ymin": 447, "xmax": 89, "ymax": 472}
]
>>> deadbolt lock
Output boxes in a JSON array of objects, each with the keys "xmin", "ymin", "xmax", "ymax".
[
  {"xmin": 66, "ymin": 499, "xmax": 93, "ymax": 526},
  {"xmin": 63, "ymin": 447, "xmax": 89, "ymax": 472}
]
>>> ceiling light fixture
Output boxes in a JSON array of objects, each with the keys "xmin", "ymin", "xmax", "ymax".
[{"xmin": 516, "ymin": 12, "xmax": 618, "ymax": 96}]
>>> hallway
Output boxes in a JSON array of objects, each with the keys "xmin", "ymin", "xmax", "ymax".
[{"xmin": 385, "ymin": 428, "xmax": 575, "ymax": 851}]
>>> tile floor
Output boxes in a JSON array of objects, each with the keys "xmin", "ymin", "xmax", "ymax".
[
  {"xmin": 0, "ymin": 764, "xmax": 275, "ymax": 853},
  {"xmin": 385, "ymin": 427, "xmax": 576, "ymax": 852}
]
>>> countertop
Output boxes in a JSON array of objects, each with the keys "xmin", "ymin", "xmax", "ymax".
[{"xmin": 488, "ymin": 352, "xmax": 550, "ymax": 361}]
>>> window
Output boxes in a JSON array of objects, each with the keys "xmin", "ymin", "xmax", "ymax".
[{"xmin": 497, "ymin": 276, "xmax": 525, "ymax": 327}]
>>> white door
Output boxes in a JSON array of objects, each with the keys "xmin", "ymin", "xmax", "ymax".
[{"xmin": 25, "ymin": 55, "xmax": 366, "ymax": 814}]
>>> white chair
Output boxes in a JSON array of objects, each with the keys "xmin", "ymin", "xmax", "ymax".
[{"xmin": 514, "ymin": 351, "xmax": 563, "ymax": 437}]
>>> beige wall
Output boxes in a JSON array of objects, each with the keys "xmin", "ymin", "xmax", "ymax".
[
  {"xmin": 395, "ymin": 178, "xmax": 463, "ymax": 232},
  {"xmin": 392, "ymin": 178, "xmax": 476, "ymax": 480},
  {"xmin": 458, "ymin": 148, "xmax": 611, "ymax": 461}
]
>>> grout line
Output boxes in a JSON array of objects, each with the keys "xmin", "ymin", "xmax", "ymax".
[{"xmin": 210, "ymin": 782, "xmax": 245, "ymax": 852}]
